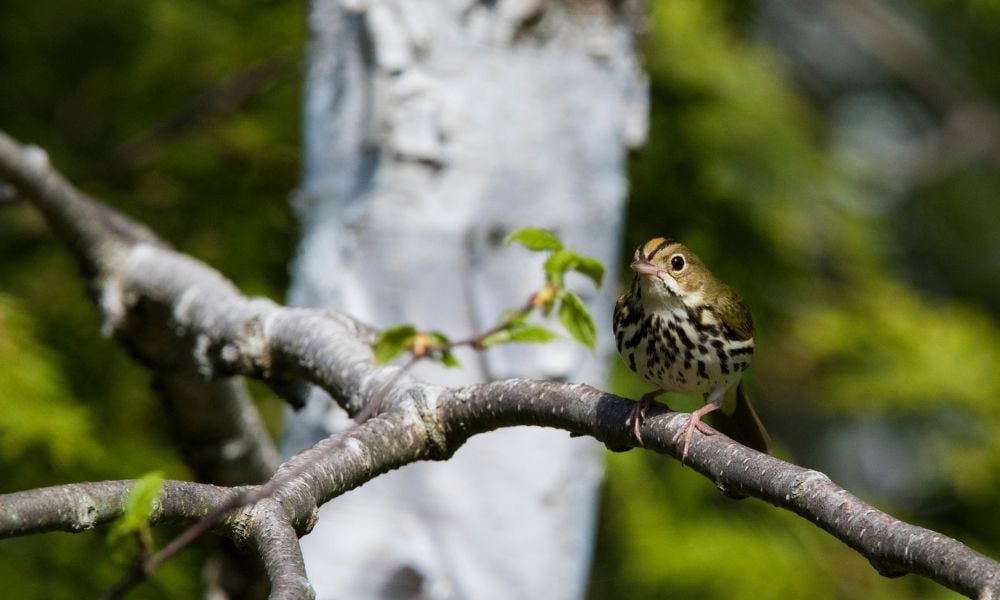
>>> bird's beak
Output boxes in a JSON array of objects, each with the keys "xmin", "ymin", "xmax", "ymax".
[{"xmin": 630, "ymin": 259, "xmax": 662, "ymax": 277}]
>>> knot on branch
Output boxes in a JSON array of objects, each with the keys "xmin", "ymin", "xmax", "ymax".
[
  {"xmin": 70, "ymin": 495, "xmax": 100, "ymax": 532},
  {"xmin": 226, "ymin": 501, "xmax": 258, "ymax": 550},
  {"xmin": 227, "ymin": 311, "xmax": 273, "ymax": 377},
  {"xmin": 789, "ymin": 470, "xmax": 832, "ymax": 500},
  {"xmin": 409, "ymin": 386, "xmax": 451, "ymax": 461}
]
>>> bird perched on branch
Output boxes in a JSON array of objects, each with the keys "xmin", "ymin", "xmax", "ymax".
[{"xmin": 613, "ymin": 237, "xmax": 769, "ymax": 460}]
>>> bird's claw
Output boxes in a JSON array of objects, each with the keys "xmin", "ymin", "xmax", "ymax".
[
  {"xmin": 671, "ymin": 415, "xmax": 716, "ymax": 461},
  {"xmin": 626, "ymin": 391, "xmax": 669, "ymax": 446},
  {"xmin": 626, "ymin": 402, "xmax": 648, "ymax": 445}
]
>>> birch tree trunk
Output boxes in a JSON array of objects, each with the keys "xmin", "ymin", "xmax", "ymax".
[{"xmin": 284, "ymin": 1, "xmax": 646, "ymax": 597}]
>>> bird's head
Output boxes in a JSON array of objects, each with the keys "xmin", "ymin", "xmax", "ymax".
[{"xmin": 630, "ymin": 237, "xmax": 712, "ymax": 306}]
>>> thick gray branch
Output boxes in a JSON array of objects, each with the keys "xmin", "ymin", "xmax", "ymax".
[
  {"xmin": 441, "ymin": 380, "xmax": 1000, "ymax": 599},
  {"xmin": 0, "ymin": 481, "xmax": 230, "ymax": 538},
  {"xmin": 1, "ymin": 129, "xmax": 998, "ymax": 598},
  {"xmin": 0, "ymin": 130, "xmax": 279, "ymax": 487},
  {"xmin": 248, "ymin": 499, "xmax": 314, "ymax": 600}
]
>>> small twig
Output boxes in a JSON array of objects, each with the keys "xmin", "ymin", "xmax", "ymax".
[
  {"xmin": 359, "ymin": 355, "xmax": 419, "ymax": 423},
  {"xmin": 102, "ymin": 490, "xmax": 248, "ymax": 598},
  {"xmin": 100, "ymin": 568, "xmax": 146, "ymax": 600},
  {"xmin": 121, "ymin": 289, "xmax": 555, "ymax": 597},
  {"xmin": 449, "ymin": 287, "xmax": 548, "ymax": 350},
  {"xmin": 405, "ymin": 282, "xmax": 560, "ymax": 366},
  {"xmin": 102, "ymin": 357, "xmax": 418, "ymax": 598},
  {"xmin": 115, "ymin": 57, "xmax": 294, "ymax": 168}
]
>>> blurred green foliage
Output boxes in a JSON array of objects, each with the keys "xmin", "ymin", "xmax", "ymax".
[
  {"xmin": 0, "ymin": 0, "xmax": 301, "ymax": 596},
  {"xmin": 592, "ymin": 1, "xmax": 1000, "ymax": 599},
  {"xmin": 1, "ymin": 0, "xmax": 998, "ymax": 598},
  {"xmin": 0, "ymin": 295, "xmax": 99, "ymax": 467}
]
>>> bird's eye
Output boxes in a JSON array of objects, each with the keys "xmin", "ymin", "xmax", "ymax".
[{"xmin": 670, "ymin": 254, "xmax": 685, "ymax": 271}]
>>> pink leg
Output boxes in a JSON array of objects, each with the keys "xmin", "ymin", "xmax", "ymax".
[
  {"xmin": 625, "ymin": 389, "xmax": 665, "ymax": 444},
  {"xmin": 671, "ymin": 400, "xmax": 720, "ymax": 461}
]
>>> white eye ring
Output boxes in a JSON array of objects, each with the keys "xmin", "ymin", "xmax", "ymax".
[{"xmin": 669, "ymin": 254, "xmax": 686, "ymax": 272}]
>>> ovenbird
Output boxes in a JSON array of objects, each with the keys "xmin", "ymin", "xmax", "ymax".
[{"xmin": 613, "ymin": 237, "xmax": 769, "ymax": 459}]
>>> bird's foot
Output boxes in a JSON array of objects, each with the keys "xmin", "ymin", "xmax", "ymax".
[
  {"xmin": 625, "ymin": 401, "xmax": 648, "ymax": 445},
  {"xmin": 625, "ymin": 390, "xmax": 664, "ymax": 445},
  {"xmin": 671, "ymin": 405, "xmax": 719, "ymax": 461}
]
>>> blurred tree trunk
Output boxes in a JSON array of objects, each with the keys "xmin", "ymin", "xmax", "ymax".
[{"xmin": 284, "ymin": 1, "xmax": 646, "ymax": 597}]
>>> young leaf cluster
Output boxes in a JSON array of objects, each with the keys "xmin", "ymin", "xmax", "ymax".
[
  {"xmin": 373, "ymin": 325, "xmax": 460, "ymax": 367},
  {"xmin": 507, "ymin": 228, "xmax": 602, "ymax": 350},
  {"xmin": 372, "ymin": 227, "xmax": 604, "ymax": 367}
]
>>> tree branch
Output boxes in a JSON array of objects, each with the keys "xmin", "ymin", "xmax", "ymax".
[
  {"xmin": 0, "ymin": 130, "xmax": 280, "ymax": 489},
  {"xmin": 441, "ymin": 380, "xmax": 1000, "ymax": 597},
  {"xmin": 1, "ymin": 128, "xmax": 999, "ymax": 598},
  {"xmin": 0, "ymin": 480, "xmax": 230, "ymax": 538},
  {"xmin": 247, "ymin": 499, "xmax": 313, "ymax": 600}
]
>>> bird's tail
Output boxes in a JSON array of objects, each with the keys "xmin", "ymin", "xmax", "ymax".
[{"xmin": 707, "ymin": 382, "xmax": 770, "ymax": 454}]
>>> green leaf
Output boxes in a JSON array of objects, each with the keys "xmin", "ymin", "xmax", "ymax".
[
  {"xmin": 505, "ymin": 227, "xmax": 563, "ymax": 252},
  {"xmin": 507, "ymin": 324, "xmax": 560, "ymax": 343},
  {"xmin": 426, "ymin": 331, "xmax": 450, "ymax": 348},
  {"xmin": 480, "ymin": 322, "xmax": 559, "ymax": 348},
  {"xmin": 373, "ymin": 324, "xmax": 418, "ymax": 364},
  {"xmin": 572, "ymin": 255, "xmax": 605, "ymax": 288},
  {"xmin": 440, "ymin": 351, "xmax": 462, "ymax": 368},
  {"xmin": 108, "ymin": 471, "xmax": 165, "ymax": 546},
  {"xmin": 544, "ymin": 250, "xmax": 605, "ymax": 289},
  {"xmin": 422, "ymin": 331, "xmax": 461, "ymax": 367},
  {"xmin": 497, "ymin": 306, "xmax": 530, "ymax": 326},
  {"xmin": 558, "ymin": 291, "xmax": 597, "ymax": 350},
  {"xmin": 543, "ymin": 249, "xmax": 575, "ymax": 285},
  {"xmin": 480, "ymin": 329, "xmax": 512, "ymax": 348}
]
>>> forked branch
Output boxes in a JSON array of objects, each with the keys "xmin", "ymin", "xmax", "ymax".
[{"xmin": 0, "ymin": 130, "xmax": 997, "ymax": 599}]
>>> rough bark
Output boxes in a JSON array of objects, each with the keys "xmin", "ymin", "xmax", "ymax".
[
  {"xmin": 2, "ymin": 376, "xmax": 999, "ymax": 599},
  {"xmin": 0, "ymin": 135, "xmax": 278, "ymax": 490}
]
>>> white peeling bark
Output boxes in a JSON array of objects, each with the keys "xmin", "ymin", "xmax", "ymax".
[{"xmin": 286, "ymin": 1, "xmax": 646, "ymax": 597}]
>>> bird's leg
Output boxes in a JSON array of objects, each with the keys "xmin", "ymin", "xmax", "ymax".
[
  {"xmin": 672, "ymin": 387, "xmax": 726, "ymax": 461},
  {"xmin": 626, "ymin": 389, "xmax": 666, "ymax": 444}
]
